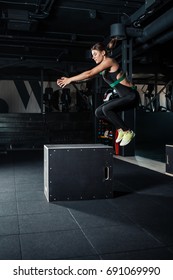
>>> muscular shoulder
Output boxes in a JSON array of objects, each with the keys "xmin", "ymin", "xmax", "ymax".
[{"xmin": 102, "ymin": 57, "xmax": 119, "ymax": 69}]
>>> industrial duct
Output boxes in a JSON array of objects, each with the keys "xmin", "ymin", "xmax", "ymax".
[
  {"xmin": 133, "ymin": 6, "xmax": 173, "ymax": 56},
  {"xmin": 136, "ymin": 6, "xmax": 173, "ymax": 44}
]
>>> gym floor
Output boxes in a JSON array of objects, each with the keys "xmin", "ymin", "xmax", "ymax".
[{"xmin": 0, "ymin": 149, "xmax": 173, "ymax": 260}]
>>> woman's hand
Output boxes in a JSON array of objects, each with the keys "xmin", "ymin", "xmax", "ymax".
[{"xmin": 57, "ymin": 77, "xmax": 71, "ymax": 88}]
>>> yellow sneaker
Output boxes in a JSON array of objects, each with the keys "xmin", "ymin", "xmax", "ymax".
[
  {"xmin": 120, "ymin": 130, "xmax": 135, "ymax": 146},
  {"xmin": 116, "ymin": 129, "xmax": 125, "ymax": 143}
]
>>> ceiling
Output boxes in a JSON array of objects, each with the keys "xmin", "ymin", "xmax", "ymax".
[{"xmin": 0, "ymin": 0, "xmax": 173, "ymax": 84}]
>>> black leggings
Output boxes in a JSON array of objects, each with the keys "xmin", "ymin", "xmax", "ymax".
[{"xmin": 95, "ymin": 85, "xmax": 139, "ymax": 131}]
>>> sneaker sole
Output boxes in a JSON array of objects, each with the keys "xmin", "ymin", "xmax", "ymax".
[{"xmin": 120, "ymin": 133, "xmax": 135, "ymax": 146}]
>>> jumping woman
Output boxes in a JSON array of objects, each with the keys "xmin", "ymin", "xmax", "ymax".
[{"xmin": 57, "ymin": 38, "xmax": 139, "ymax": 146}]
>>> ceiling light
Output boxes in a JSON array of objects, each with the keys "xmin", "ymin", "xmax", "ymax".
[{"xmin": 110, "ymin": 23, "xmax": 126, "ymax": 40}]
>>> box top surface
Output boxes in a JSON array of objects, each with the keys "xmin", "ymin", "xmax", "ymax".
[{"xmin": 44, "ymin": 144, "xmax": 113, "ymax": 150}]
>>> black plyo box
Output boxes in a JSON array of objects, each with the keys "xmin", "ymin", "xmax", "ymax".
[
  {"xmin": 166, "ymin": 145, "xmax": 173, "ymax": 176},
  {"xmin": 44, "ymin": 144, "xmax": 114, "ymax": 201}
]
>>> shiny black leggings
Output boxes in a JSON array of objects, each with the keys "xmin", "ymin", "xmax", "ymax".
[{"xmin": 95, "ymin": 86, "xmax": 139, "ymax": 131}]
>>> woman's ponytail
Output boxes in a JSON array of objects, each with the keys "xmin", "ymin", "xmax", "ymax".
[{"xmin": 106, "ymin": 37, "xmax": 118, "ymax": 51}]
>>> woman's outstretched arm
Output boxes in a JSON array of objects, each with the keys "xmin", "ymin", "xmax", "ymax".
[{"xmin": 57, "ymin": 58, "xmax": 113, "ymax": 88}]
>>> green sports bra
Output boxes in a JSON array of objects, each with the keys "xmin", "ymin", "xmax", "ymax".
[{"xmin": 100, "ymin": 68, "xmax": 126, "ymax": 88}]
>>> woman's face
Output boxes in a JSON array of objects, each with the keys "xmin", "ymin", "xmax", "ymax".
[{"xmin": 91, "ymin": 49, "xmax": 105, "ymax": 64}]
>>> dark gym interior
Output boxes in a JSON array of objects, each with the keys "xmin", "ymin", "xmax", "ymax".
[{"xmin": 0, "ymin": 0, "xmax": 173, "ymax": 260}]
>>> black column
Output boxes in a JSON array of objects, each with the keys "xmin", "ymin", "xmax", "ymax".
[{"xmin": 120, "ymin": 38, "xmax": 135, "ymax": 156}]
